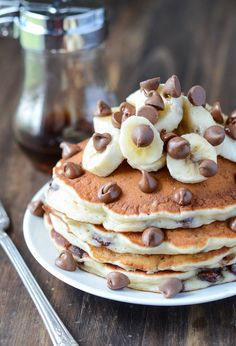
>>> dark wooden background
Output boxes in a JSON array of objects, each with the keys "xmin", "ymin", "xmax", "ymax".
[{"xmin": 1, "ymin": 0, "xmax": 236, "ymax": 345}]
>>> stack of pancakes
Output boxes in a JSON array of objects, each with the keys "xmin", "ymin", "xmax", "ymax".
[{"xmin": 44, "ymin": 76, "xmax": 236, "ymax": 297}]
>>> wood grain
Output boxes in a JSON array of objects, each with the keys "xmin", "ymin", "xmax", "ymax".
[{"xmin": 1, "ymin": 1, "xmax": 236, "ymax": 345}]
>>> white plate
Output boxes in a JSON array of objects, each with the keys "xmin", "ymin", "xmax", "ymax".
[{"xmin": 23, "ymin": 183, "xmax": 236, "ymax": 306}]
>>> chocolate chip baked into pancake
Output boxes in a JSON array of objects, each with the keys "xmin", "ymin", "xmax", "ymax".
[{"xmin": 41, "ymin": 75, "xmax": 236, "ymax": 298}]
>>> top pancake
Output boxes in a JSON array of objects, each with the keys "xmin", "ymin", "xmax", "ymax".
[{"xmin": 54, "ymin": 140, "xmax": 236, "ymax": 217}]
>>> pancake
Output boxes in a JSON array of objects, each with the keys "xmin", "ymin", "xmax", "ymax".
[
  {"xmin": 46, "ymin": 141, "xmax": 236, "ymax": 231},
  {"xmin": 49, "ymin": 224, "xmax": 236, "ymax": 294},
  {"xmin": 47, "ymin": 207, "xmax": 236, "ymax": 255},
  {"xmin": 46, "ymin": 215, "xmax": 236, "ymax": 273}
]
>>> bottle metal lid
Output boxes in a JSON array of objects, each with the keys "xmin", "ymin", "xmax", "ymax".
[{"xmin": 0, "ymin": 0, "xmax": 107, "ymax": 52}]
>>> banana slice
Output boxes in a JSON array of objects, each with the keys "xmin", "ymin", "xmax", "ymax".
[
  {"xmin": 154, "ymin": 93, "xmax": 183, "ymax": 132},
  {"xmin": 130, "ymin": 154, "xmax": 166, "ymax": 172},
  {"xmin": 126, "ymin": 86, "xmax": 183, "ymax": 133},
  {"xmin": 119, "ymin": 116, "xmax": 164, "ymax": 171},
  {"xmin": 82, "ymin": 133, "xmax": 124, "ymax": 177},
  {"xmin": 182, "ymin": 97, "xmax": 215, "ymax": 134},
  {"xmin": 216, "ymin": 133, "xmax": 236, "ymax": 162},
  {"xmin": 182, "ymin": 97, "xmax": 236, "ymax": 162},
  {"xmin": 93, "ymin": 107, "xmax": 120, "ymax": 136},
  {"xmin": 167, "ymin": 133, "xmax": 217, "ymax": 183},
  {"xmin": 126, "ymin": 89, "xmax": 146, "ymax": 110}
]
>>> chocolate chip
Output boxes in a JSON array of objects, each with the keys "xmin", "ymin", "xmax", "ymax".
[
  {"xmin": 203, "ymin": 125, "xmax": 225, "ymax": 146},
  {"xmin": 158, "ymin": 278, "xmax": 183, "ymax": 298},
  {"xmin": 162, "ymin": 75, "xmax": 181, "ymax": 98},
  {"xmin": 112, "ymin": 111, "xmax": 132, "ymax": 129},
  {"xmin": 132, "ymin": 124, "xmax": 154, "ymax": 147},
  {"xmin": 51, "ymin": 229, "xmax": 70, "ymax": 248},
  {"xmin": 167, "ymin": 136, "xmax": 190, "ymax": 159},
  {"xmin": 187, "ymin": 85, "xmax": 206, "ymax": 106},
  {"xmin": 227, "ymin": 110, "xmax": 236, "ymax": 125},
  {"xmin": 230, "ymin": 264, "xmax": 236, "ymax": 274},
  {"xmin": 119, "ymin": 101, "xmax": 136, "ymax": 115},
  {"xmin": 98, "ymin": 182, "xmax": 122, "ymax": 204},
  {"xmin": 228, "ymin": 217, "xmax": 236, "ymax": 232},
  {"xmin": 145, "ymin": 91, "xmax": 164, "ymax": 110},
  {"xmin": 93, "ymin": 133, "xmax": 112, "ymax": 152},
  {"xmin": 138, "ymin": 171, "xmax": 158, "ymax": 193},
  {"xmin": 55, "ymin": 250, "xmax": 77, "ymax": 271},
  {"xmin": 68, "ymin": 245, "xmax": 85, "ymax": 258},
  {"xmin": 220, "ymin": 254, "xmax": 235, "ymax": 266},
  {"xmin": 211, "ymin": 102, "xmax": 224, "ymax": 124},
  {"xmin": 63, "ymin": 162, "xmax": 84, "ymax": 179},
  {"xmin": 107, "ymin": 272, "xmax": 130, "ymax": 290},
  {"xmin": 142, "ymin": 227, "xmax": 164, "ymax": 247},
  {"xmin": 92, "ymin": 235, "xmax": 111, "ymax": 247},
  {"xmin": 137, "ymin": 105, "xmax": 159, "ymax": 124},
  {"xmin": 225, "ymin": 123, "xmax": 236, "ymax": 140},
  {"xmin": 111, "ymin": 111, "xmax": 123, "ymax": 129},
  {"xmin": 180, "ymin": 217, "xmax": 194, "ymax": 227},
  {"xmin": 173, "ymin": 188, "xmax": 192, "ymax": 206},
  {"xmin": 140, "ymin": 77, "xmax": 160, "ymax": 95},
  {"xmin": 60, "ymin": 142, "xmax": 81, "ymax": 159},
  {"xmin": 199, "ymin": 159, "xmax": 218, "ymax": 177},
  {"xmin": 160, "ymin": 130, "xmax": 177, "ymax": 149},
  {"xmin": 95, "ymin": 100, "xmax": 112, "ymax": 117},
  {"xmin": 28, "ymin": 200, "xmax": 44, "ymax": 217},
  {"xmin": 198, "ymin": 269, "xmax": 222, "ymax": 283},
  {"xmin": 122, "ymin": 112, "xmax": 131, "ymax": 123},
  {"xmin": 48, "ymin": 180, "xmax": 59, "ymax": 191}
]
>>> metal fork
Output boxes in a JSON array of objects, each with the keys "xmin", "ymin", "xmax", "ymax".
[{"xmin": 0, "ymin": 200, "xmax": 78, "ymax": 346}]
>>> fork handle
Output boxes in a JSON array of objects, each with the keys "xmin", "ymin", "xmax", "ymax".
[{"xmin": 0, "ymin": 232, "xmax": 79, "ymax": 346}]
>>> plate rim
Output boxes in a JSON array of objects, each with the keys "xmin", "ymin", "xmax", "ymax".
[{"xmin": 23, "ymin": 183, "xmax": 236, "ymax": 306}]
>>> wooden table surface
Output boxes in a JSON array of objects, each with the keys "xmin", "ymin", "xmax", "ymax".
[{"xmin": 1, "ymin": 1, "xmax": 236, "ymax": 345}]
